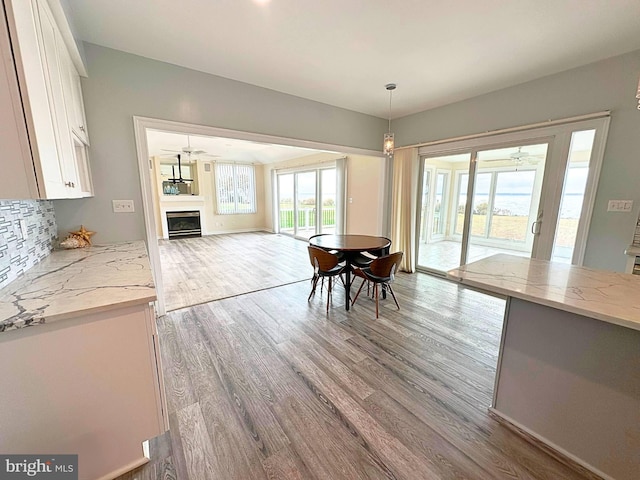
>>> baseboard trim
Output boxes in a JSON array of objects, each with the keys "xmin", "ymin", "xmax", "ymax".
[
  {"xmin": 488, "ymin": 408, "xmax": 609, "ymax": 480},
  {"xmin": 201, "ymin": 228, "xmax": 270, "ymax": 236}
]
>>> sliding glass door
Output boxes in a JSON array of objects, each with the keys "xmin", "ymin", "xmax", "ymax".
[
  {"xmin": 277, "ymin": 174, "xmax": 294, "ymax": 235},
  {"xmin": 416, "ymin": 116, "xmax": 610, "ymax": 273},
  {"xmin": 295, "ymin": 171, "xmax": 316, "ymax": 240},
  {"xmin": 550, "ymin": 129, "xmax": 596, "ymax": 263},
  {"xmin": 465, "ymin": 143, "xmax": 548, "ymax": 264},
  {"xmin": 277, "ymin": 167, "xmax": 338, "ymax": 239},
  {"xmin": 417, "ymin": 153, "xmax": 471, "ymax": 272}
]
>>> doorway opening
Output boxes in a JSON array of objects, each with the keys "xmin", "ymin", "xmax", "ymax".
[{"xmin": 133, "ymin": 117, "xmax": 382, "ymax": 315}]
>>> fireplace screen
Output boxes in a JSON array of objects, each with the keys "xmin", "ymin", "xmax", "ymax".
[{"xmin": 166, "ymin": 211, "xmax": 202, "ymax": 239}]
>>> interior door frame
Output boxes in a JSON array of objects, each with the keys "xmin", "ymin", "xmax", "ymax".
[
  {"xmin": 416, "ymin": 115, "xmax": 610, "ymax": 270},
  {"xmin": 133, "ymin": 116, "xmax": 381, "ymax": 316}
]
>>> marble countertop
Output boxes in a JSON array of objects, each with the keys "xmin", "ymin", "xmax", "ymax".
[
  {"xmin": 447, "ymin": 254, "xmax": 640, "ymax": 332},
  {"xmin": 0, "ymin": 241, "xmax": 156, "ymax": 333}
]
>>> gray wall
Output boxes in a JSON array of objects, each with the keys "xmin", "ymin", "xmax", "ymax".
[
  {"xmin": 54, "ymin": 44, "xmax": 386, "ymax": 244},
  {"xmin": 393, "ymin": 49, "xmax": 640, "ymax": 272},
  {"xmin": 56, "ymin": 43, "xmax": 639, "ymax": 271}
]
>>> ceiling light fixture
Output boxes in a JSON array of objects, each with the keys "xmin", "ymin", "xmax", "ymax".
[{"xmin": 383, "ymin": 83, "xmax": 396, "ymax": 157}]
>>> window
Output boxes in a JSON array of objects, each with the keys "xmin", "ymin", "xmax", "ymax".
[{"xmin": 215, "ymin": 163, "xmax": 257, "ymax": 214}]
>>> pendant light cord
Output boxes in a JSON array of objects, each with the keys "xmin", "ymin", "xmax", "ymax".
[
  {"xmin": 385, "ymin": 83, "xmax": 396, "ymax": 133},
  {"xmin": 388, "ymin": 88, "xmax": 393, "ymax": 133}
]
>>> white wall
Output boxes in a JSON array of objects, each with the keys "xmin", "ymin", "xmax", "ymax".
[
  {"xmin": 346, "ymin": 154, "xmax": 386, "ymax": 236},
  {"xmin": 394, "ymin": 49, "xmax": 640, "ymax": 272},
  {"xmin": 53, "ymin": 44, "xmax": 386, "ymax": 243}
]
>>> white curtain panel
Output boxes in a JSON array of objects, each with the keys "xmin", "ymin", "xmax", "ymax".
[{"xmin": 390, "ymin": 148, "xmax": 419, "ymax": 272}]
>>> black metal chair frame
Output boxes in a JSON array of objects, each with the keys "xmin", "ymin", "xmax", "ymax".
[
  {"xmin": 307, "ymin": 245, "xmax": 346, "ymax": 313},
  {"xmin": 351, "ymin": 251, "xmax": 403, "ymax": 318}
]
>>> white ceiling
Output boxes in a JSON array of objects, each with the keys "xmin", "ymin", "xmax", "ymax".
[
  {"xmin": 146, "ymin": 130, "xmax": 335, "ymax": 164},
  {"xmin": 65, "ymin": 0, "xmax": 640, "ymax": 118}
]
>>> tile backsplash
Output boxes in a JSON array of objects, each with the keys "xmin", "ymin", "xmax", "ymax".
[{"xmin": 0, "ymin": 200, "xmax": 57, "ymax": 290}]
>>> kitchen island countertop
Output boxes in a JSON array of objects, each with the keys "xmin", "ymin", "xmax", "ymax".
[
  {"xmin": 0, "ymin": 241, "xmax": 156, "ymax": 333},
  {"xmin": 447, "ymin": 253, "xmax": 640, "ymax": 332}
]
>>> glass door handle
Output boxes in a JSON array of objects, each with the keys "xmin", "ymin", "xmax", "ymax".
[{"xmin": 531, "ymin": 221, "xmax": 541, "ymax": 235}]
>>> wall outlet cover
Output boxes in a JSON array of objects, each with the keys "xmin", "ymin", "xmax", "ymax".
[{"xmin": 607, "ymin": 200, "xmax": 633, "ymax": 212}]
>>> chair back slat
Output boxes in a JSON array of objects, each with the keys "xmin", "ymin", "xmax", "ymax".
[
  {"xmin": 369, "ymin": 251, "xmax": 403, "ymax": 279},
  {"xmin": 308, "ymin": 245, "xmax": 340, "ymax": 271}
]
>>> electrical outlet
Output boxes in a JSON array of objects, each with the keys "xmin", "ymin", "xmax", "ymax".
[
  {"xmin": 112, "ymin": 200, "xmax": 135, "ymax": 213},
  {"xmin": 607, "ymin": 200, "xmax": 633, "ymax": 212}
]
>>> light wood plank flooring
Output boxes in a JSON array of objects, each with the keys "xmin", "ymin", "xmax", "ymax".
[
  {"xmin": 123, "ymin": 233, "xmax": 593, "ymax": 480},
  {"xmin": 159, "ymin": 232, "xmax": 310, "ymax": 311}
]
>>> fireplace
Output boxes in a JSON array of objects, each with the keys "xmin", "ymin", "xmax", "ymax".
[{"xmin": 166, "ymin": 211, "xmax": 201, "ymax": 239}]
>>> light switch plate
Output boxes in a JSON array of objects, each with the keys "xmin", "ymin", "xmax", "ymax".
[{"xmin": 112, "ymin": 200, "xmax": 135, "ymax": 213}]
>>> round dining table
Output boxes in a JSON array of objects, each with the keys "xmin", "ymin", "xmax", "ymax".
[{"xmin": 308, "ymin": 234, "xmax": 391, "ymax": 311}]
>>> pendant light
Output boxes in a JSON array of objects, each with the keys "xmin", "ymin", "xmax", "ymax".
[{"xmin": 383, "ymin": 83, "xmax": 396, "ymax": 156}]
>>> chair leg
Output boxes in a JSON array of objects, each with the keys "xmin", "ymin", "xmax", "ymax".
[
  {"xmin": 326, "ymin": 277, "xmax": 332, "ymax": 313},
  {"xmin": 387, "ymin": 284, "xmax": 400, "ymax": 310},
  {"xmin": 374, "ymin": 283, "xmax": 379, "ymax": 318},
  {"xmin": 351, "ymin": 278, "xmax": 367, "ymax": 306},
  {"xmin": 308, "ymin": 275, "xmax": 319, "ymax": 302}
]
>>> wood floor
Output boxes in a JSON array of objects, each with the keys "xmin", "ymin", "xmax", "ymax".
[
  {"xmin": 159, "ymin": 232, "xmax": 310, "ymax": 311},
  {"xmin": 122, "ymin": 233, "xmax": 593, "ymax": 480}
]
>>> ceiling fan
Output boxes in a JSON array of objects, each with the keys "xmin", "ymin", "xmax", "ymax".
[
  {"xmin": 161, "ymin": 135, "xmax": 215, "ymax": 157},
  {"xmin": 510, "ymin": 146, "xmax": 537, "ymax": 165}
]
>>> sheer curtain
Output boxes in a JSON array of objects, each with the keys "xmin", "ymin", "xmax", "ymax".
[{"xmin": 390, "ymin": 147, "xmax": 419, "ymax": 272}]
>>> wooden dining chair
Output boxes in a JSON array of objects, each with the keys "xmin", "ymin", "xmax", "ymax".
[
  {"xmin": 351, "ymin": 237, "xmax": 391, "ymax": 297},
  {"xmin": 352, "ymin": 251, "xmax": 403, "ymax": 318},
  {"xmin": 307, "ymin": 245, "xmax": 346, "ymax": 313},
  {"xmin": 351, "ymin": 236, "xmax": 391, "ymax": 268}
]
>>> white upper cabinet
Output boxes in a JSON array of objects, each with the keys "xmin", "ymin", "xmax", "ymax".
[
  {"xmin": 59, "ymin": 34, "xmax": 89, "ymax": 144},
  {"xmin": 1, "ymin": 0, "xmax": 92, "ymax": 199}
]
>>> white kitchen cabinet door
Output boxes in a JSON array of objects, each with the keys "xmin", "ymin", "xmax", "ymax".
[
  {"xmin": 34, "ymin": 0, "xmax": 81, "ymax": 197},
  {"xmin": 4, "ymin": 0, "xmax": 91, "ymax": 200},
  {"xmin": 59, "ymin": 35, "xmax": 89, "ymax": 144}
]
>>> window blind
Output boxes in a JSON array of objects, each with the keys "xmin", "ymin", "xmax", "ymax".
[{"xmin": 215, "ymin": 163, "xmax": 257, "ymax": 215}]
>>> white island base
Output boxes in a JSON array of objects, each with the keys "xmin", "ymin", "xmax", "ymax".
[
  {"xmin": 448, "ymin": 254, "xmax": 640, "ymax": 480},
  {"xmin": 493, "ymin": 297, "xmax": 639, "ymax": 480}
]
